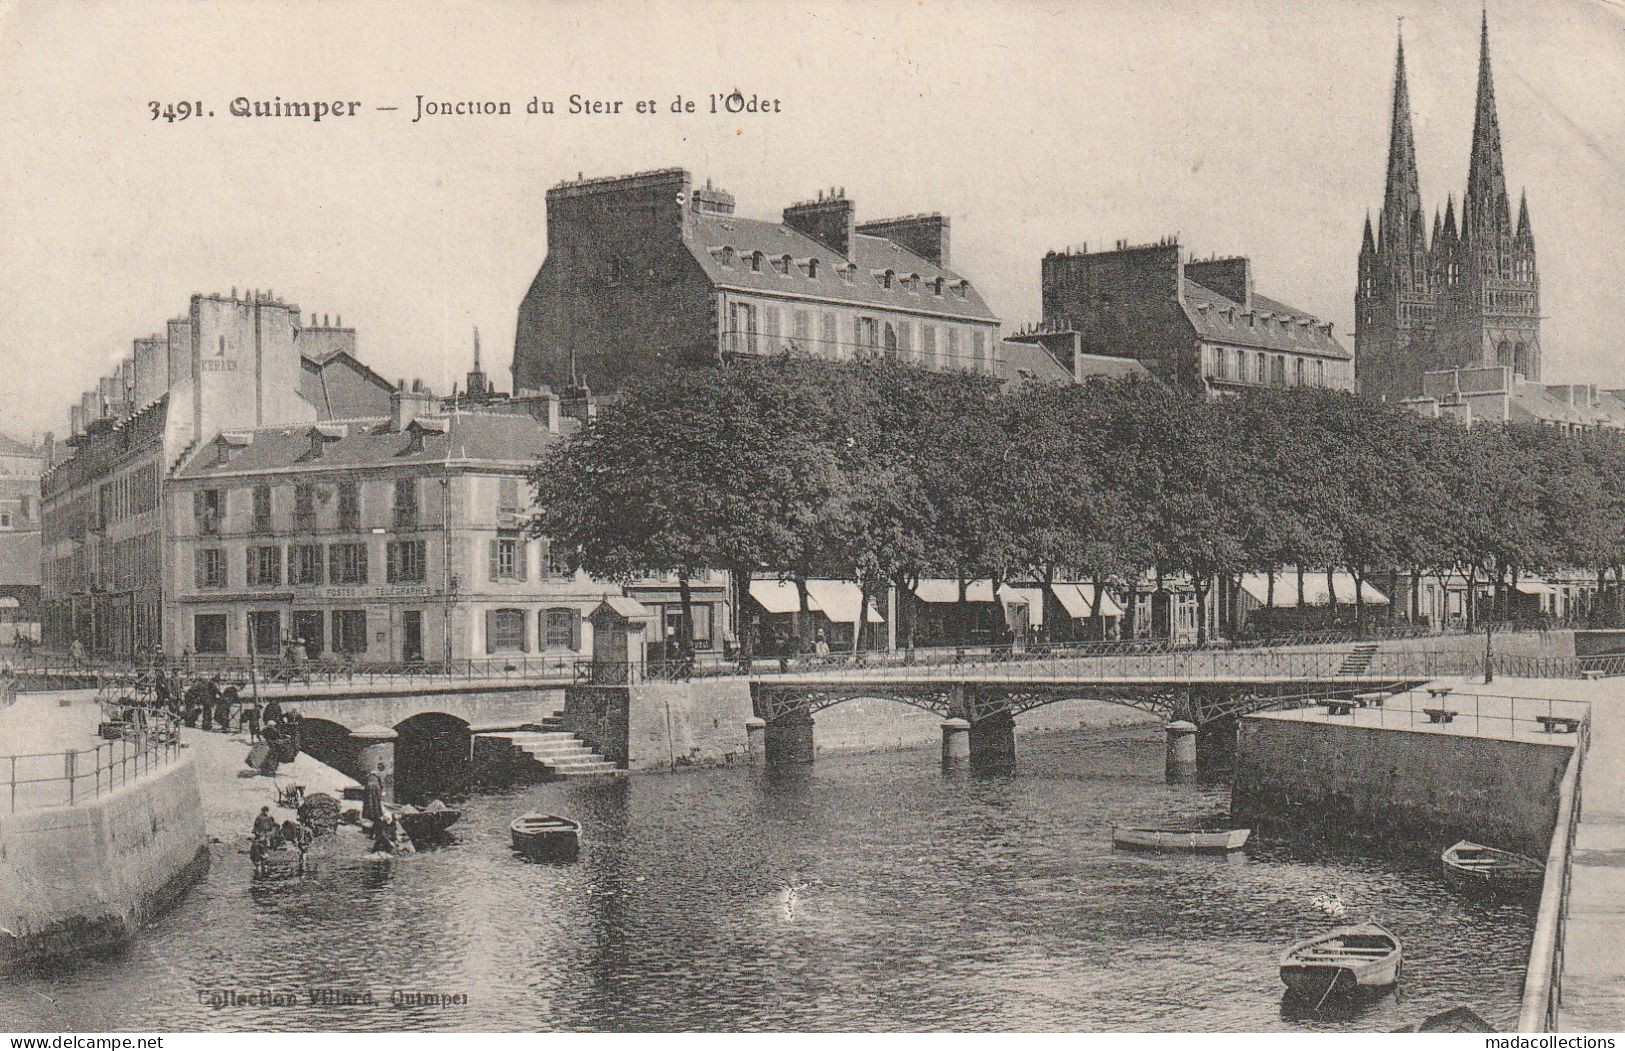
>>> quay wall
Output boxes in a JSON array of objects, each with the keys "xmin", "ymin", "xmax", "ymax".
[
  {"xmin": 0, "ymin": 756, "xmax": 208, "ymax": 974},
  {"xmin": 1231, "ymin": 717, "xmax": 1571, "ymax": 856},
  {"xmin": 565, "ymin": 680, "xmax": 755, "ymax": 771}
]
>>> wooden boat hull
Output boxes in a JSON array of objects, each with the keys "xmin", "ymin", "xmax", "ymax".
[
  {"xmin": 1112, "ymin": 826, "xmax": 1250, "ymax": 853},
  {"xmin": 1280, "ymin": 923, "xmax": 1401, "ymax": 1001},
  {"xmin": 1442, "ymin": 841, "xmax": 1544, "ymax": 899},
  {"xmin": 397, "ymin": 809, "xmax": 460, "ymax": 842},
  {"xmin": 511, "ymin": 814, "xmax": 580, "ymax": 858}
]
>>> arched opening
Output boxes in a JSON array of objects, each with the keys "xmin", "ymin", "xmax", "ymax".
[
  {"xmin": 297, "ymin": 717, "xmax": 358, "ymax": 777},
  {"xmin": 393, "ymin": 712, "xmax": 473, "ymax": 805},
  {"xmin": 883, "ymin": 323, "xmax": 899, "ymax": 359},
  {"xmin": 1497, "ymin": 340, "xmax": 1513, "ymax": 368},
  {"xmin": 1513, "ymin": 341, "xmax": 1531, "ymax": 377}
]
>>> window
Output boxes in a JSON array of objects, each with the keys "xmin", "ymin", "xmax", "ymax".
[
  {"xmin": 729, "ymin": 303, "xmax": 757, "ymax": 355},
  {"xmin": 1315, "ymin": 360, "xmax": 1326, "ymax": 387},
  {"xmin": 972, "ymin": 330, "xmax": 987, "ymax": 372},
  {"xmin": 293, "ymin": 483, "xmax": 317, "ymax": 531},
  {"xmin": 486, "ymin": 608, "xmax": 527, "ymax": 653},
  {"xmin": 923, "ymin": 325, "xmax": 937, "ymax": 367},
  {"xmin": 194, "ymin": 489, "xmax": 222, "ymax": 535},
  {"xmin": 337, "ymin": 479, "xmax": 360, "ymax": 531},
  {"xmin": 331, "ymin": 610, "xmax": 368, "ymax": 654},
  {"xmin": 1271, "ymin": 355, "xmax": 1286, "ymax": 387},
  {"xmin": 289, "ymin": 544, "xmax": 324, "ymax": 585},
  {"xmin": 292, "ymin": 610, "xmax": 324, "ymax": 657},
  {"xmin": 543, "ymin": 608, "xmax": 581, "ymax": 651},
  {"xmin": 195, "ymin": 548, "xmax": 226, "ymax": 588},
  {"xmin": 775, "ymin": 255, "xmax": 791, "ymax": 275},
  {"xmin": 489, "ymin": 532, "xmax": 527, "ymax": 581},
  {"xmin": 1294, "ymin": 358, "xmax": 1306, "ymax": 387},
  {"xmin": 329, "ymin": 542, "xmax": 368, "ymax": 584},
  {"xmin": 855, "ymin": 316, "xmax": 878, "ymax": 353},
  {"xmin": 247, "ymin": 610, "xmax": 281, "ymax": 657},
  {"xmin": 247, "ymin": 545, "xmax": 282, "ymax": 586},
  {"xmin": 393, "ymin": 478, "xmax": 418, "ymax": 529},
  {"xmin": 749, "ymin": 251, "xmax": 763, "ymax": 272},
  {"xmin": 194, "ymin": 614, "xmax": 227, "ymax": 654},
  {"xmin": 251, "ymin": 485, "xmax": 272, "ymax": 533},
  {"xmin": 806, "ymin": 258, "xmax": 819, "ymax": 279},
  {"xmin": 544, "ymin": 539, "xmax": 573, "ymax": 578},
  {"xmin": 1214, "ymin": 347, "xmax": 1228, "ymax": 380},
  {"xmin": 388, "ymin": 540, "xmax": 427, "ymax": 583},
  {"xmin": 1255, "ymin": 353, "xmax": 1267, "ymax": 385},
  {"xmin": 662, "ymin": 604, "xmax": 714, "ymax": 649},
  {"xmin": 880, "ymin": 270, "xmax": 894, "ymax": 289},
  {"xmin": 947, "ymin": 327, "xmax": 961, "ymax": 365},
  {"xmin": 498, "ymin": 476, "xmax": 521, "ymax": 516},
  {"xmin": 0, "ymin": 513, "xmax": 10, "ymax": 529},
  {"xmin": 793, "ymin": 309, "xmax": 811, "ymax": 348}
]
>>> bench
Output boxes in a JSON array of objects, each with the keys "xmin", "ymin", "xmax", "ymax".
[
  {"xmin": 1354, "ymin": 691, "xmax": 1386, "ymax": 708},
  {"xmin": 1535, "ymin": 715, "xmax": 1582, "ymax": 735},
  {"xmin": 1581, "ymin": 670, "xmax": 1605, "ymax": 681},
  {"xmin": 1325, "ymin": 700, "xmax": 1355, "ymax": 716},
  {"xmin": 1423, "ymin": 708, "xmax": 1457, "ymax": 724},
  {"xmin": 1427, "ymin": 686, "xmax": 1454, "ymax": 701}
]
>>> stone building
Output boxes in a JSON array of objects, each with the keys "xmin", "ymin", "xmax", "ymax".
[
  {"xmin": 0, "ymin": 431, "xmax": 45, "ymax": 642},
  {"xmin": 1401, "ymin": 366, "xmax": 1625, "ymax": 434},
  {"xmin": 38, "ymin": 291, "xmax": 394, "ymax": 658},
  {"xmin": 164, "ymin": 392, "xmax": 627, "ymax": 663},
  {"xmin": 512, "ymin": 169, "xmax": 1004, "ymax": 394},
  {"xmin": 1356, "ymin": 15, "xmax": 1541, "ymax": 402},
  {"xmin": 1024, "ymin": 239, "xmax": 1352, "ymax": 395}
]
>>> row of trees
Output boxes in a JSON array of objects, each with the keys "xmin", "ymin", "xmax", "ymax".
[{"xmin": 530, "ymin": 355, "xmax": 1625, "ymax": 655}]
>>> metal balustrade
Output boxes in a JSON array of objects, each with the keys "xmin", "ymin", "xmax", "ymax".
[{"xmin": 4, "ymin": 731, "xmax": 183, "ymax": 812}]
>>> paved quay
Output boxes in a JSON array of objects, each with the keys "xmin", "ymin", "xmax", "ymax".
[{"xmin": 180, "ymin": 724, "xmax": 360, "ymax": 845}]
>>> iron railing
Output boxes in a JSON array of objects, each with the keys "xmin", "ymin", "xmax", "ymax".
[
  {"xmin": 1519, "ymin": 726, "xmax": 1588, "ymax": 1031},
  {"xmin": 4, "ymin": 730, "xmax": 183, "ymax": 812},
  {"xmin": 1300, "ymin": 688, "xmax": 1591, "ymax": 742}
]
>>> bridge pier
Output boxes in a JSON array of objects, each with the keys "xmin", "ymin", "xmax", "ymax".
[
  {"xmin": 351, "ymin": 723, "xmax": 398, "ymax": 801},
  {"xmin": 1165, "ymin": 720, "xmax": 1197, "ymax": 783},
  {"xmin": 764, "ymin": 710, "xmax": 816, "ymax": 766},
  {"xmin": 968, "ymin": 711, "xmax": 1016, "ymax": 770},
  {"xmin": 940, "ymin": 718, "xmax": 971, "ymax": 766}
]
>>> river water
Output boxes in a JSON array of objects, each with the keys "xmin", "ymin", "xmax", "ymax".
[{"xmin": 2, "ymin": 724, "xmax": 1533, "ymax": 1032}]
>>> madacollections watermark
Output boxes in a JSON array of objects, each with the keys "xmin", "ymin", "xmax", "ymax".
[
  {"xmin": 1487, "ymin": 1038, "xmax": 1616, "ymax": 1050},
  {"xmin": 196, "ymin": 988, "xmax": 469, "ymax": 1010}
]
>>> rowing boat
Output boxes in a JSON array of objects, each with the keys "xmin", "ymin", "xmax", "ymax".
[
  {"xmin": 1441, "ymin": 840, "xmax": 1544, "ymax": 898},
  {"xmin": 1280, "ymin": 921, "xmax": 1402, "ymax": 1001},
  {"xmin": 511, "ymin": 813, "xmax": 580, "ymax": 858},
  {"xmin": 1111, "ymin": 826, "xmax": 1250, "ymax": 853}
]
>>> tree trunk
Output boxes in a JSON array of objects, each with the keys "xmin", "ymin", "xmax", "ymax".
[
  {"xmin": 677, "ymin": 574, "xmax": 696, "ymax": 658},
  {"xmin": 1325, "ymin": 566, "xmax": 1338, "ymax": 624},
  {"xmin": 853, "ymin": 577, "xmax": 872, "ymax": 657},
  {"xmin": 734, "ymin": 565, "xmax": 754, "ymax": 662},
  {"xmin": 1387, "ymin": 568, "xmax": 1399, "ymax": 625},
  {"xmin": 1194, "ymin": 574, "xmax": 1210, "ymax": 648},
  {"xmin": 1353, "ymin": 567, "xmax": 1366, "ymax": 628},
  {"xmin": 1266, "ymin": 570, "xmax": 1276, "ymax": 609},
  {"xmin": 1410, "ymin": 567, "xmax": 1421, "ymax": 625},
  {"xmin": 1465, "ymin": 566, "xmax": 1479, "ymax": 630},
  {"xmin": 793, "ymin": 575, "xmax": 811, "ymax": 653},
  {"xmin": 1297, "ymin": 565, "xmax": 1307, "ymax": 612}
]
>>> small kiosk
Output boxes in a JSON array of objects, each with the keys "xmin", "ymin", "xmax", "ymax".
[{"xmin": 588, "ymin": 596, "xmax": 658, "ymax": 684}]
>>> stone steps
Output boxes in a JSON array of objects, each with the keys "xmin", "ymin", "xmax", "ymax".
[{"xmin": 479, "ymin": 726, "xmax": 624, "ymax": 780}]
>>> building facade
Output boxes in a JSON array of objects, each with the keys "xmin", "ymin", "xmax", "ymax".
[
  {"xmin": 38, "ymin": 291, "xmax": 394, "ymax": 658},
  {"xmin": 512, "ymin": 169, "xmax": 1004, "ymax": 395},
  {"xmin": 0, "ymin": 431, "xmax": 45, "ymax": 641},
  {"xmin": 1028, "ymin": 239, "xmax": 1352, "ymax": 395},
  {"xmin": 1356, "ymin": 16, "xmax": 1540, "ymax": 402}
]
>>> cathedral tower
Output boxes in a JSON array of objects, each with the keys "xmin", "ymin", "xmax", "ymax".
[{"xmin": 1355, "ymin": 12, "xmax": 1540, "ymax": 399}]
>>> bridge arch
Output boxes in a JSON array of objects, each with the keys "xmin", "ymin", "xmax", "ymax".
[
  {"xmin": 392, "ymin": 712, "xmax": 472, "ymax": 805},
  {"xmin": 297, "ymin": 716, "xmax": 359, "ymax": 777}
]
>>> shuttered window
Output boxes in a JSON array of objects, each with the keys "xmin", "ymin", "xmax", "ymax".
[{"xmin": 486, "ymin": 608, "xmax": 527, "ymax": 653}]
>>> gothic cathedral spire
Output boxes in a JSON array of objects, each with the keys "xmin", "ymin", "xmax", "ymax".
[
  {"xmin": 1383, "ymin": 29, "xmax": 1423, "ymax": 238},
  {"xmin": 1464, "ymin": 8, "xmax": 1511, "ymax": 251}
]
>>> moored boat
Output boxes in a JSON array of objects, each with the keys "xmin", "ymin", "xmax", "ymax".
[
  {"xmin": 511, "ymin": 813, "xmax": 580, "ymax": 858},
  {"xmin": 395, "ymin": 804, "xmax": 461, "ymax": 843},
  {"xmin": 1441, "ymin": 840, "xmax": 1544, "ymax": 898},
  {"xmin": 1111, "ymin": 826, "xmax": 1250, "ymax": 853},
  {"xmin": 1280, "ymin": 921, "xmax": 1402, "ymax": 1001}
]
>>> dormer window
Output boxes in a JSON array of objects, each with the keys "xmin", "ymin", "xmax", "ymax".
[
  {"xmin": 880, "ymin": 270, "xmax": 894, "ymax": 289},
  {"xmin": 806, "ymin": 258, "xmax": 819, "ymax": 279},
  {"xmin": 953, "ymin": 280, "xmax": 968, "ymax": 299},
  {"xmin": 776, "ymin": 254, "xmax": 791, "ymax": 275},
  {"xmin": 749, "ymin": 251, "xmax": 764, "ymax": 272},
  {"xmin": 717, "ymin": 246, "xmax": 735, "ymax": 267},
  {"xmin": 305, "ymin": 424, "xmax": 345, "ymax": 460},
  {"xmin": 403, "ymin": 418, "xmax": 447, "ymax": 454},
  {"xmin": 931, "ymin": 277, "xmax": 944, "ymax": 296},
  {"xmin": 214, "ymin": 432, "xmax": 251, "ymax": 467}
]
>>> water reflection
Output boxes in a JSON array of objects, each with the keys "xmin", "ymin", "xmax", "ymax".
[{"xmin": 0, "ymin": 725, "xmax": 1531, "ymax": 1032}]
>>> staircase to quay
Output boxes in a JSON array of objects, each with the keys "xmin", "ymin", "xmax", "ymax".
[
  {"xmin": 474, "ymin": 714, "xmax": 625, "ymax": 781},
  {"xmin": 1334, "ymin": 642, "xmax": 1379, "ymax": 676}
]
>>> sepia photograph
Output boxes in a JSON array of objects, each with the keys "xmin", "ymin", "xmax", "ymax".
[{"xmin": 0, "ymin": 0, "xmax": 1621, "ymax": 1040}]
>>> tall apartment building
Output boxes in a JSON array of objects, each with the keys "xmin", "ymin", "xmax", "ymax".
[
  {"xmin": 38, "ymin": 291, "xmax": 394, "ymax": 657},
  {"xmin": 1018, "ymin": 239, "xmax": 1352, "ymax": 395},
  {"xmin": 0, "ymin": 431, "xmax": 45, "ymax": 641},
  {"xmin": 512, "ymin": 169, "xmax": 1004, "ymax": 394}
]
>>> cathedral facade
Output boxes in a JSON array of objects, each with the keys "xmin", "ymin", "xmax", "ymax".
[{"xmin": 1355, "ymin": 14, "xmax": 1539, "ymax": 403}]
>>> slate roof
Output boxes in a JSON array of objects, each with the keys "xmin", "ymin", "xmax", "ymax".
[
  {"xmin": 687, "ymin": 213, "xmax": 999, "ymax": 323},
  {"xmin": 997, "ymin": 340, "xmax": 1073, "ymax": 388},
  {"xmin": 1181, "ymin": 281, "xmax": 1350, "ymax": 360},
  {"xmin": 174, "ymin": 411, "xmax": 562, "ymax": 479},
  {"xmin": 299, "ymin": 352, "xmax": 396, "ymax": 421}
]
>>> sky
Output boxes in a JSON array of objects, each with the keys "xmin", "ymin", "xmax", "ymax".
[{"xmin": 1, "ymin": 0, "xmax": 1622, "ymax": 442}]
